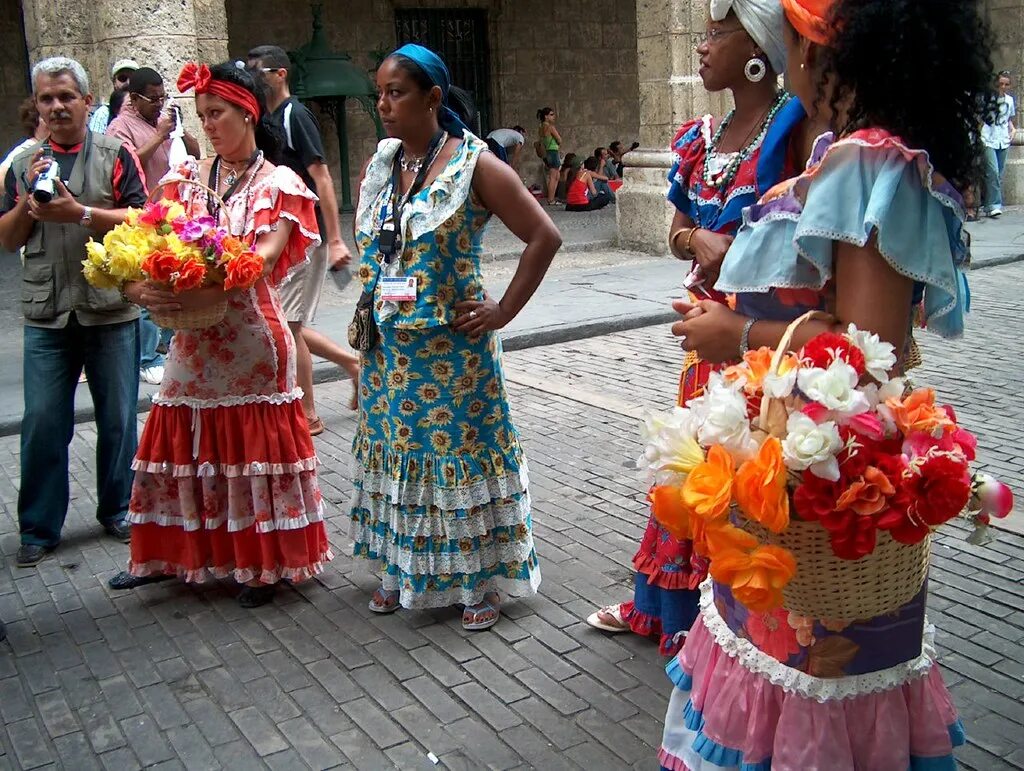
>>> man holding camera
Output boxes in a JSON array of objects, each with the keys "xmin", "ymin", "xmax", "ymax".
[{"xmin": 0, "ymin": 57, "xmax": 147, "ymax": 567}]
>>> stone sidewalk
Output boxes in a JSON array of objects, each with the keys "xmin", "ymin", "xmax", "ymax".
[{"xmin": 1, "ymin": 262, "xmax": 1023, "ymax": 769}]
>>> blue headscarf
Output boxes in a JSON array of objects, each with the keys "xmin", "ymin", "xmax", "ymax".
[{"xmin": 389, "ymin": 43, "xmax": 471, "ymax": 138}]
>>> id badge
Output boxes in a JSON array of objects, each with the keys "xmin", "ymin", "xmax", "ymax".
[{"xmin": 381, "ymin": 276, "xmax": 417, "ymax": 302}]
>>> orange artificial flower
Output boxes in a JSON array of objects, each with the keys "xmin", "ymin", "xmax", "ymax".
[
  {"xmin": 835, "ymin": 466, "xmax": 896, "ymax": 516},
  {"xmin": 173, "ymin": 258, "xmax": 206, "ymax": 292},
  {"xmin": 223, "ymin": 250, "xmax": 265, "ymax": 290},
  {"xmin": 650, "ymin": 484, "xmax": 694, "ymax": 541},
  {"xmin": 220, "ymin": 235, "xmax": 247, "ymax": 258},
  {"xmin": 724, "ymin": 347, "xmax": 800, "ymax": 396},
  {"xmin": 141, "ymin": 249, "xmax": 179, "ymax": 284},
  {"xmin": 710, "ymin": 545, "xmax": 797, "ymax": 612},
  {"xmin": 735, "ymin": 437, "xmax": 791, "ymax": 533},
  {"xmin": 886, "ymin": 388, "xmax": 955, "ymax": 436},
  {"xmin": 682, "ymin": 445, "xmax": 735, "ymax": 523},
  {"xmin": 702, "ymin": 521, "xmax": 759, "ymax": 556}
]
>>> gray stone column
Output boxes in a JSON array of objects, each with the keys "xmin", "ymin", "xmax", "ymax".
[
  {"xmin": 21, "ymin": 0, "xmax": 228, "ymax": 148},
  {"xmin": 617, "ymin": 0, "xmax": 726, "ymax": 254}
]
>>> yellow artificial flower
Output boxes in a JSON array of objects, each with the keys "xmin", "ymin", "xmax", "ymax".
[
  {"xmin": 84, "ymin": 239, "xmax": 107, "ymax": 267},
  {"xmin": 82, "ymin": 260, "xmax": 119, "ymax": 289}
]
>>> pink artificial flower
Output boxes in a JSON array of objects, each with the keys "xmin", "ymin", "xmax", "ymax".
[
  {"xmin": 845, "ymin": 411, "xmax": 885, "ymax": 441},
  {"xmin": 975, "ymin": 474, "xmax": 1014, "ymax": 520},
  {"xmin": 802, "ymin": 402, "xmax": 830, "ymax": 423}
]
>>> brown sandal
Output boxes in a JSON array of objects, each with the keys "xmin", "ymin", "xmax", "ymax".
[{"xmin": 307, "ymin": 416, "xmax": 325, "ymax": 437}]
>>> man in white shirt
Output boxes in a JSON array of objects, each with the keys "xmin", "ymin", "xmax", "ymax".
[
  {"xmin": 486, "ymin": 126, "xmax": 526, "ymax": 172},
  {"xmin": 88, "ymin": 59, "xmax": 138, "ymax": 134},
  {"xmin": 981, "ymin": 70, "xmax": 1016, "ymax": 218}
]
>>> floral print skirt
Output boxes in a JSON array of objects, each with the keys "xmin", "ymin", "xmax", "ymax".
[{"xmin": 349, "ymin": 324, "xmax": 541, "ymax": 609}]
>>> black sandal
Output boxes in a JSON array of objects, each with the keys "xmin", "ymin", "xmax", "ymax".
[
  {"xmin": 238, "ymin": 584, "xmax": 276, "ymax": 608},
  {"xmin": 108, "ymin": 572, "xmax": 173, "ymax": 591}
]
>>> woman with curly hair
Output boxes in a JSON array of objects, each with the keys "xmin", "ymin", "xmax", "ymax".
[{"xmin": 658, "ymin": 0, "xmax": 994, "ymax": 768}]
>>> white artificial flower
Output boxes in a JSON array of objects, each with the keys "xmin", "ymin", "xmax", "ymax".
[
  {"xmin": 797, "ymin": 360, "xmax": 871, "ymax": 420},
  {"xmin": 637, "ymin": 407, "xmax": 704, "ymax": 486},
  {"xmin": 763, "ymin": 368, "xmax": 798, "ymax": 398},
  {"xmin": 845, "ymin": 324, "xmax": 897, "ymax": 383},
  {"xmin": 782, "ymin": 412, "xmax": 844, "ymax": 481},
  {"xmin": 692, "ymin": 373, "xmax": 758, "ymax": 461}
]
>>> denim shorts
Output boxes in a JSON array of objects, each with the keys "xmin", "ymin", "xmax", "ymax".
[{"xmin": 543, "ymin": 149, "xmax": 560, "ymax": 170}]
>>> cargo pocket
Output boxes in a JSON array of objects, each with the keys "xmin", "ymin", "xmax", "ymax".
[
  {"xmin": 21, "ymin": 262, "xmax": 55, "ymax": 320},
  {"xmin": 84, "ymin": 283, "xmax": 126, "ymax": 313}
]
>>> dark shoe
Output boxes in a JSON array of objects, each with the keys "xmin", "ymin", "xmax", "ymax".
[
  {"xmin": 102, "ymin": 516, "xmax": 131, "ymax": 543},
  {"xmin": 108, "ymin": 571, "xmax": 172, "ymax": 591},
  {"xmin": 16, "ymin": 544, "xmax": 52, "ymax": 567},
  {"xmin": 238, "ymin": 585, "xmax": 276, "ymax": 608}
]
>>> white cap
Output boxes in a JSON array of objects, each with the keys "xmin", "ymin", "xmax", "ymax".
[{"xmin": 111, "ymin": 59, "xmax": 139, "ymax": 78}]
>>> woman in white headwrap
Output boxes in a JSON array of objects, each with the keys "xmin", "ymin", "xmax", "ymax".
[{"xmin": 586, "ymin": 0, "xmax": 817, "ymax": 657}]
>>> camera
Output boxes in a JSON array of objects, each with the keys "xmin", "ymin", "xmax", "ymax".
[{"xmin": 32, "ymin": 145, "xmax": 59, "ymax": 203}]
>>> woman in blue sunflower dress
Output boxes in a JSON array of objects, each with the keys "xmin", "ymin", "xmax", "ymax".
[{"xmin": 350, "ymin": 45, "xmax": 560, "ymax": 630}]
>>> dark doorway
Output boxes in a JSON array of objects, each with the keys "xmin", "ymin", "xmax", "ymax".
[{"xmin": 394, "ymin": 8, "xmax": 492, "ymax": 136}]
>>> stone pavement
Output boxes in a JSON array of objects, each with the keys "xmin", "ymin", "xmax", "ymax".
[{"xmin": 1, "ymin": 262, "xmax": 1024, "ymax": 769}]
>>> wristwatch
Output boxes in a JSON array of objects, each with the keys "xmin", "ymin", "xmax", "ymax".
[{"xmin": 79, "ymin": 206, "xmax": 93, "ymax": 228}]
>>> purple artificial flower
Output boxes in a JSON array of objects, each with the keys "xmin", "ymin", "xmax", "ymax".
[{"xmin": 177, "ymin": 216, "xmax": 217, "ymax": 243}]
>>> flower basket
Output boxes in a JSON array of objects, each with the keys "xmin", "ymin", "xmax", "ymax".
[
  {"xmin": 150, "ymin": 296, "xmax": 229, "ymax": 330},
  {"xmin": 82, "ymin": 178, "xmax": 265, "ymax": 330},
  {"xmin": 742, "ymin": 515, "xmax": 930, "ymax": 620},
  {"xmin": 640, "ymin": 311, "xmax": 1013, "ymax": 619}
]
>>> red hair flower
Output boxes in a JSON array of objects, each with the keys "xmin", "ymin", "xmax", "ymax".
[{"xmin": 801, "ymin": 332, "xmax": 866, "ymax": 376}]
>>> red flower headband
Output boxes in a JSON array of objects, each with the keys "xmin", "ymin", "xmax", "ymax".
[{"xmin": 177, "ymin": 62, "xmax": 261, "ymax": 121}]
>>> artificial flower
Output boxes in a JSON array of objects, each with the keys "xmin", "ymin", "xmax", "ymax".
[
  {"xmin": 637, "ymin": 407, "xmax": 704, "ymax": 486},
  {"xmin": 801, "ymin": 332, "xmax": 866, "ymax": 376},
  {"xmin": 173, "ymin": 258, "xmax": 206, "ymax": 292},
  {"xmin": 710, "ymin": 545, "xmax": 797, "ymax": 612},
  {"xmin": 797, "ymin": 360, "xmax": 871, "ymax": 421},
  {"xmin": 85, "ymin": 240, "xmax": 107, "ymax": 267},
  {"xmin": 819, "ymin": 506, "xmax": 878, "ymax": 560},
  {"xmin": 844, "ymin": 411, "xmax": 885, "ymax": 442},
  {"xmin": 142, "ymin": 249, "xmax": 179, "ymax": 284},
  {"xmin": 793, "ymin": 470, "xmax": 843, "ymax": 522},
  {"xmin": 835, "ymin": 465, "xmax": 896, "ymax": 517},
  {"xmin": 223, "ymin": 250, "xmax": 264, "ymax": 290},
  {"xmin": 735, "ymin": 437, "xmax": 790, "ymax": 532},
  {"xmin": 885, "ymin": 388, "xmax": 955, "ymax": 437},
  {"xmin": 845, "ymin": 324, "xmax": 897, "ymax": 382},
  {"xmin": 175, "ymin": 215, "xmax": 217, "ymax": 243},
  {"xmin": 81, "ymin": 260, "xmax": 119, "ymax": 289},
  {"xmin": 650, "ymin": 484, "xmax": 693, "ymax": 541},
  {"xmin": 702, "ymin": 521, "xmax": 759, "ymax": 555},
  {"xmin": 723, "ymin": 347, "xmax": 799, "ymax": 397},
  {"xmin": 682, "ymin": 445, "xmax": 735, "ymax": 523},
  {"xmin": 690, "ymin": 374, "xmax": 759, "ymax": 460},
  {"xmin": 973, "ymin": 473, "xmax": 1014, "ymax": 520},
  {"xmin": 782, "ymin": 412, "xmax": 843, "ymax": 481},
  {"xmin": 905, "ymin": 451, "xmax": 972, "ymax": 527}
]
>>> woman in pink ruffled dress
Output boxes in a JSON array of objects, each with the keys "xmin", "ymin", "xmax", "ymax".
[{"xmin": 658, "ymin": 0, "xmax": 997, "ymax": 767}]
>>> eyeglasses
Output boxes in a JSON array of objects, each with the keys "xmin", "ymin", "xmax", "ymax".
[
  {"xmin": 697, "ymin": 27, "xmax": 745, "ymax": 44},
  {"xmin": 259, "ymin": 68, "xmax": 284, "ymax": 74},
  {"xmin": 135, "ymin": 94, "xmax": 168, "ymax": 105}
]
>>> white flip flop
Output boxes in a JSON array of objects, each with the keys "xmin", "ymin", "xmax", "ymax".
[
  {"xmin": 463, "ymin": 594, "xmax": 501, "ymax": 631},
  {"xmin": 586, "ymin": 603, "xmax": 631, "ymax": 633},
  {"xmin": 368, "ymin": 589, "xmax": 400, "ymax": 614}
]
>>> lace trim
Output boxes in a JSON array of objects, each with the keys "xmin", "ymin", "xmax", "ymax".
[
  {"xmin": 132, "ymin": 456, "xmax": 319, "ymax": 479},
  {"xmin": 376, "ymin": 570, "xmax": 542, "ymax": 610},
  {"xmin": 352, "ymin": 531, "xmax": 538, "ymax": 578},
  {"xmin": 352, "ymin": 461, "xmax": 530, "ymax": 509},
  {"xmin": 128, "ymin": 550, "xmax": 333, "ymax": 586},
  {"xmin": 698, "ymin": 579, "xmax": 937, "ymax": 702},
  {"xmin": 355, "ymin": 131, "xmax": 486, "ymax": 242},
  {"xmin": 252, "ymin": 207, "xmax": 322, "ymax": 290},
  {"xmin": 350, "ymin": 486, "xmax": 532, "ymax": 536},
  {"xmin": 152, "ymin": 387, "xmax": 304, "ymax": 409},
  {"xmin": 127, "ymin": 504, "xmax": 324, "ymax": 533}
]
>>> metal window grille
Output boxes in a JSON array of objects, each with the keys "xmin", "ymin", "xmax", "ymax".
[{"xmin": 394, "ymin": 8, "xmax": 492, "ymax": 136}]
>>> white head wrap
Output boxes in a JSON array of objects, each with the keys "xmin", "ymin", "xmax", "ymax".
[{"xmin": 709, "ymin": 0, "xmax": 787, "ymax": 75}]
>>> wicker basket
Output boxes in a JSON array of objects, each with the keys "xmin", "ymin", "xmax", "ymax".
[
  {"xmin": 745, "ymin": 310, "xmax": 932, "ymax": 620},
  {"xmin": 150, "ymin": 297, "xmax": 229, "ymax": 330},
  {"xmin": 144, "ymin": 178, "xmax": 229, "ymax": 330},
  {"xmin": 743, "ymin": 516, "xmax": 931, "ymax": 620}
]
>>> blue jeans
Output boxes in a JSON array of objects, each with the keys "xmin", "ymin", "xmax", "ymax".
[
  {"xmin": 594, "ymin": 178, "xmax": 616, "ymax": 202},
  {"xmin": 139, "ymin": 308, "xmax": 172, "ymax": 369},
  {"xmin": 18, "ymin": 317, "xmax": 140, "ymax": 547},
  {"xmin": 983, "ymin": 146, "xmax": 1008, "ymax": 212}
]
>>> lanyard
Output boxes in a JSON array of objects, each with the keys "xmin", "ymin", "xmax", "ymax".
[{"xmin": 378, "ymin": 129, "xmax": 446, "ymax": 263}]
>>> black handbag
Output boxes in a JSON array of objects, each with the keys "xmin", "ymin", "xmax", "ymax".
[{"xmin": 348, "ymin": 282, "xmax": 379, "ymax": 352}]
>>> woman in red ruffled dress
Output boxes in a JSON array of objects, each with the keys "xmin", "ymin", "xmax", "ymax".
[
  {"xmin": 586, "ymin": 0, "xmax": 810, "ymax": 656},
  {"xmin": 107, "ymin": 61, "xmax": 331, "ymax": 607}
]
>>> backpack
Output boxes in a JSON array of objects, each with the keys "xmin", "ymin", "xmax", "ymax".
[{"xmin": 534, "ymin": 140, "xmax": 545, "ymax": 159}]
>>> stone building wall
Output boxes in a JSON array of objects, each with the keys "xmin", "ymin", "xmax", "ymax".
[
  {"xmin": 225, "ymin": 0, "xmax": 640, "ymax": 202},
  {"xmin": 0, "ymin": 0, "xmax": 30, "ymax": 151}
]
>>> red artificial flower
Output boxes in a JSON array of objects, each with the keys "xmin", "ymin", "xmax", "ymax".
[
  {"xmin": 793, "ymin": 470, "xmax": 843, "ymax": 522},
  {"xmin": 173, "ymin": 258, "xmax": 206, "ymax": 292},
  {"xmin": 141, "ymin": 249, "xmax": 178, "ymax": 284},
  {"xmin": 819, "ymin": 507, "xmax": 878, "ymax": 560},
  {"xmin": 905, "ymin": 452, "xmax": 972, "ymax": 527},
  {"xmin": 223, "ymin": 250, "xmax": 264, "ymax": 291},
  {"xmin": 801, "ymin": 332, "xmax": 867, "ymax": 376},
  {"xmin": 139, "ymin": 201, "xmax": 171, "ymax": 227}
]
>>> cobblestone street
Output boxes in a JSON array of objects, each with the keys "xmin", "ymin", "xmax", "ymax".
[{"xmin": 0, "ymin": 262, "xmax": 1023, "ymax": 770}]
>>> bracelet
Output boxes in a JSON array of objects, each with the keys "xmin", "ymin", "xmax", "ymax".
[
  {"xmin": 685, "ymin": 227, "xmax": 700, "ymax": 254},
  {"xmin": 738, "ymin": 317, "xmax": 757, "ymax": 359},
  {"xmin": 669, "ymin": 227, "xmax": 692, "ymax": 260}
]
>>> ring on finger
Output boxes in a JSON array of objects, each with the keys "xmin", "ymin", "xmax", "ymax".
[{"xmin": 469, "ymin": 310, "xmax": 478, "ymax": 318}]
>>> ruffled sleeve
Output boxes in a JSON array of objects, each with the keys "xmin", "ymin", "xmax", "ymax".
[
  {"xmin": 252, "ymin": 166, "xmax": 322, "ymax": 289},
  {"xmin": 718, "ymin": 131, "xmax": 969, "ymax": 339},
  {"xmin": 666, "ymin": 118, "xmax": 706, "ymax": 215}
]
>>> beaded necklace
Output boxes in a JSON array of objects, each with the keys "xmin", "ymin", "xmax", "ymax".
[
  {"xmin": 702, "ymin": 91, "xmax": 790, "ymax": 192},
  {"xmin": 210, "ymin": 150, "xmax": 266, "ymax": 232}
]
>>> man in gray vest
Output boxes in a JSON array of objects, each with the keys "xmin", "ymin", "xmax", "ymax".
[{"xmin": 0, "ymin": 57, "xmax": 148, "ymax": 567}]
